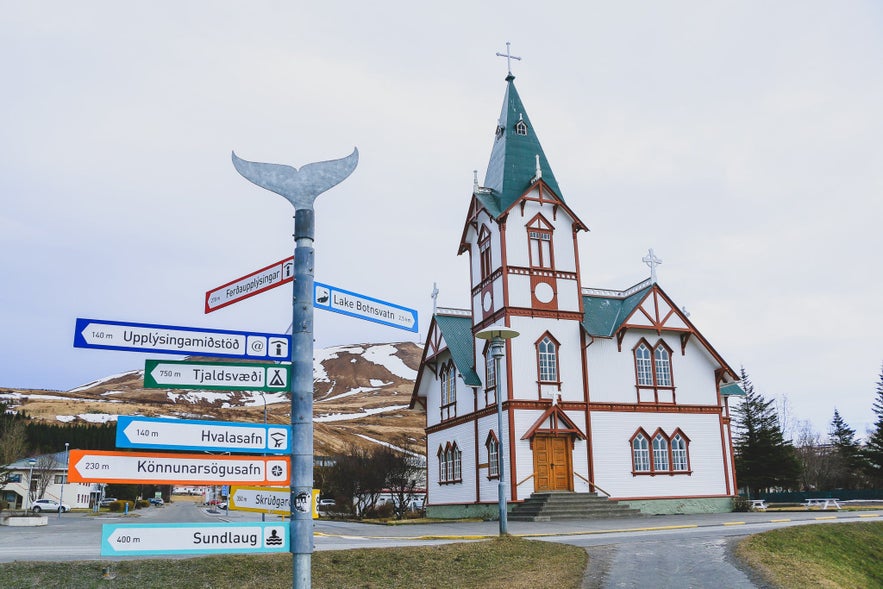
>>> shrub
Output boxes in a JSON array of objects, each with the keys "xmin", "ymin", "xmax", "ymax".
[
  {"xmin": 108, "ymin": 500, "xmax": 135, "ymax": 512},
  {"xmin": 135, "ymin": 500, "xmax": 150, "ymax": 509},
  {"xmin": 732, "ymin": 495, "xmax": 753, "ymax": 512}
]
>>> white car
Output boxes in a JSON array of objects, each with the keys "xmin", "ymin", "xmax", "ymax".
[{"xmin": 31, "ymin": 499, "xmax": 71, "ymax": 513}]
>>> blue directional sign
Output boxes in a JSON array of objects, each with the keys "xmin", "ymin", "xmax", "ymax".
[
  {"xmin": 313, "ymin": 282, "xmax": 418, "ymax": 332},
  {"xmin": 116, "ymin": 416, "xmax": 292, "ymax": 454},
  {"xmin": 101, "ymin": 522, "xmax": 289, "ymax": 556},
  {"xmin": 73, "ymin": 318, "xmax": 290, "ymax": 361}
]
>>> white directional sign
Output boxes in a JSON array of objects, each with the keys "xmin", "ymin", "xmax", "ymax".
[
  {"xmin": 67, "ymin": 449, "xmax": 289, "ymax": 485},
  {"xmin": 143, "ymin": 359, "xmax": 290, "ymax": 393},
  {"xmin": 73, "ymin": 318, "xmax": 290, "ymax": 361},
  {"xmin": 101, "ymin": 522, "xmax": 288, "ymax": 556},
  {"xmin": 205, "ymin": 256, "xmax": 294, "ymax": 313},
  {"xmin": 314, "ymin": 281, "xmax": 418, "ymax": 332},
  {"xmin": 116, "ymin": 416, "xmax": 291, "ymax": 454}
]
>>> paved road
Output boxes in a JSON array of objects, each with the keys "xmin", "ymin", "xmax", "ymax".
[{"xmin": 1, "ymin": 501, "xmax": 879, "ymax": 588}]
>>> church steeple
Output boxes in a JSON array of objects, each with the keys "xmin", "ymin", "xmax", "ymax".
[{"xmin": 478, "ymin": 74, "xmax": 564, "ymax": 217}]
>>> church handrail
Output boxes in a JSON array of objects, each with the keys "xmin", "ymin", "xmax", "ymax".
[
  {"xmin": 574, "ymin": 471, "xmax": 611, "ymax": 497},
  {"xmin": 516, "ymin": 472, "xmax": 536, "ymax": 487}
]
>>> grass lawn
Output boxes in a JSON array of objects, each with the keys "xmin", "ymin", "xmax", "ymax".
[
  {"xmin": 736, "ymin": 521, "xmax": 883, "ymax": 588},
  {"xmin": 0, "ymin": 536, "xmax": 588, "ymax": 589}
]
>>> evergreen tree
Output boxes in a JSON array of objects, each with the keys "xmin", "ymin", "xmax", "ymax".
[
  {"xmin": 828, "ymin": 408, "xmax": 863, "ymax": 489},
  {"xmin": 732, "ymin": 368, "xmax": 801, "ymax": 497},
  {"xmin": 863, "ymin": 363, "xmax": 883, "ymax": 486}
]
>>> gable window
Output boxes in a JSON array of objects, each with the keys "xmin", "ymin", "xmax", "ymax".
[
  {"xmin": 484, "ymin": 344, "xmax": 497, "ymax": 406},
  {"xmin": 631, "ymin": 432, "xmax": 650, "ymax": 472},
  {"xmin": 438, "ymin": 442, "xmax": 462, "ymax": 484},
  {"xmin": 515, "ymin": 117, "xmax": 528, "ymax": 136},
  {"xmin": 486, "ymin": 432, "xmax": 500, "ymax": 479},
  {"xmin": 536, "ymin": 333, "xmax": 559, "ymax": 383},
  {"xmin": 633, "ymin": 339, "xmax": 675, "ymax": 403},
  {"xmin": 440, "ymin": 362, "xmax": 456, "ymax": 420},
  {"xmin": 479, "ymin": 226, "xmax": 492, "ymax": 280},
  {"xmin": 631, "ymin": 428, "xmax": 692, "ymax": 475},
  {"xmin": 526, "ymin": 215, "xmax": 554, "ymax": 269}
]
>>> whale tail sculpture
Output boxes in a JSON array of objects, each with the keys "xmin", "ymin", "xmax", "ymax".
[{"xmin": 231, "ymin": 148, "xmax": 359, "ymax": 209}]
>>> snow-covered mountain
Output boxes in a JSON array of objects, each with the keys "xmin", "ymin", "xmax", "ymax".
[{"xmin": 0, "ymin": 342, "xmax": 425, "ymax": 456}]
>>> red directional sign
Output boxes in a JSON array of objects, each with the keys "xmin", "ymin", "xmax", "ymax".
[
  {"xmin": 205, "ymin": 256, "xmax": 294, "ymax": 313},
  {"xmin": 67, "ymin": 449, "xmax": 290, "ymax": 486}
]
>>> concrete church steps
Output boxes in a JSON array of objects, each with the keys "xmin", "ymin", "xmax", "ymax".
[{"xmin": 508, "ymin": 492, "xmax": 645, "ymax": 522}]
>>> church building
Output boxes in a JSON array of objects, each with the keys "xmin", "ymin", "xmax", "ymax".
[{"xmin": 410, "ymin": 64, "xmax": 745, "ymax": 517}]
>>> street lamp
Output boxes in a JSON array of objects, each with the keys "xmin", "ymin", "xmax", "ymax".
[
  {"xmin": 58, "ymin": 442, "xmax": 70, "ymax": 518},
  {"xmin": 475, "ymin": 323, "xmax": 520, "ymax": 535},
  {"xmin": 26, "ymin": 458, "xmax": 37, "ymax": 511}
]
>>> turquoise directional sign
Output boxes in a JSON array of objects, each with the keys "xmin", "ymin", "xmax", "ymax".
[
  {"xmin": 313, "ymin": 282, "xmax": 418, "ymax": 332},
  {"xmin": 143, "ymin": 359, "xmax": 290, "ymax": 393},
  {"xmin": 101, "ymin": 522, "xmax": 288, "ymax": 556}
]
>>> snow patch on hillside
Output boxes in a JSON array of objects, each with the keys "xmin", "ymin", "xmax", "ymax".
[
  {"xmin": 318, "ymin": 387, "xmax": 380, "ymax": 403},
  {"xmin": 68, "ymin": 370, "xmax": 142, "ymax": 392},
  {"xmin": 314, "ymin": 404, "xmax": 409, "ymax": 422}
]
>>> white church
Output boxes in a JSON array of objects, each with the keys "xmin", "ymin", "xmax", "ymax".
[{"xmin": 410, "ymin": 65, "xmax": 745, "ymax": 517}]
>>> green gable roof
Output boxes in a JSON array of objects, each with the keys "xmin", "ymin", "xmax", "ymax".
[
  {"xmin": 481, "ymin": 75, "xmax": 563, "ymax": 216},
  {"xmin": 720, "ymin": 382, "xmax": 747, "ymax": 396},
  {"xmin": 434, "ymin": 313, "xmax": 481, "ymax": 387},
  {"xmin": 581, "ymin": 285, "xmax": 653, "ymax": 337}
]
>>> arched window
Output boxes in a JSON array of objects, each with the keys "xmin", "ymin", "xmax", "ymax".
[
  {"xmin": 633, "ymin": 339, "xmax": 675, "ymax": 402},
  {"xmin": 653, "ymin": 432, "xmax": 669, "ymax": 472},
  {"xmin": 440, "ymin": 362, "xmax": 456, "ymax": 420},
  {"xmin": 479, "ymin": 226, "xmax": 492, "ymax": 280},
  {"xmin": 537, "ymin": 334, "xmax": 559, "ymax": 383},
  {"xmin": 437, "ymin": 446, "xmax": 447, "ymax": 482},
  {"xmin": 671, "ymin": 431, "xmax": 690, "ymax": 472},
  {"xmin": 486, "ymin": 432, "xmax": 500, "ymax": 479},
  {"xmin": 632, "ymin": 433, "xmax": 650, "ymax": 472}
]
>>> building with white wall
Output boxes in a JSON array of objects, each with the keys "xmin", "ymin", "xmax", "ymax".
[{"xmin": 410, "ymin": 69, "xmax": 744, "ymax": 517}]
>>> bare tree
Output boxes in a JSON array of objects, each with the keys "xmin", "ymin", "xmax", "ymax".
[
  {"xmin": 0, "ymin": 419, "xmax": 28, "ymax": 495},
  {"xmin": 30, "ymin": 454, "xmax": 60, "ymax": 505}
]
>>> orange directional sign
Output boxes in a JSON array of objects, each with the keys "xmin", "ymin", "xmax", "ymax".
[{"xmin": 67, "ymin": 449, "xmax": 290, "ymax": 486}]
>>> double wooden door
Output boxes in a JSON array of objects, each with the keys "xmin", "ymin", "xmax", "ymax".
[{"xmin": 533, "ymin": 434, "xmax": 573, "ymax": 492}]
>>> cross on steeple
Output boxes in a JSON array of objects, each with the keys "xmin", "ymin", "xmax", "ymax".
[
  {"xmin": 431, "ymin": 282, "xmax": 439, "ymax": 315},
  {"xmin": 496, "ymin": 41, "xmax": 522, "ymax": 77},
  {"xmin": 642, "ymin": 248, "xmax": 663, "ymax": 284}
]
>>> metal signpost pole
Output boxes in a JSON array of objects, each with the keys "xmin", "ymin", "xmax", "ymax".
[
  {"xmin": 232, "ymin": 148, "xmax": 358, "ymax": 589},
  {"xmin": 58, "ymin": 442, "xmax": 69, "ymax": 518}
]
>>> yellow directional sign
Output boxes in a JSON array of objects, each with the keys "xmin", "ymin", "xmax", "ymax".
[{"xmin": 229, "ymin": 486, "xmax": 320, "ymax": 519}]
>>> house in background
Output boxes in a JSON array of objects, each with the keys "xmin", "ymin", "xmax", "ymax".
[
  {"xmin": 410, "ymin": 68, "xmax": 745, "ymax": 518},
  {"xmin": 1, "ymin": 451, "xmax": 100, "ymax": 510}
]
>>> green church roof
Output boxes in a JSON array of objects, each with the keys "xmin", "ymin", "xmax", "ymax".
[
  {"xmin": 481, "ymin": 75, "xmax": 564, "ymax": 216},
  {"xmin": 434, "ymin": 313, "xmax": 481, "ymax": 387},
  {"xmin": 581, "ymin": 285, "xmax": 653, "ymax": 337}
]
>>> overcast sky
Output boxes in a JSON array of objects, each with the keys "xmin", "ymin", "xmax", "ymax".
[{"xmin": 2, "ymin": 2, "xmax": 881, "ymax": 439}]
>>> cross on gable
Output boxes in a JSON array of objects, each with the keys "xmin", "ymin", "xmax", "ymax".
[
  {"xmin": 642, "ymin": 248, "xmax": 663, "ymax": 283},
  {"xmin": 495, "ymin": 41, "xmax": 522, "ymax": 76}
]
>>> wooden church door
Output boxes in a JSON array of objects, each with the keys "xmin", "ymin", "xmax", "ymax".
[{"xmin": 533, "ymin": 434, "xmax": 573, "ymax": 492}]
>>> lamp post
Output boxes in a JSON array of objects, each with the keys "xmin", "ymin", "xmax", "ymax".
[
  {"xmin": 58, "ymin": 442, "xmax": 70, "ymax": 518},
  {"xmin": 475, "ymin": 324, "xmax": 519, "ymax": 535},
  {"xmin": 25, "ymin": 458, "xmax": 36, "ymax": 511}
]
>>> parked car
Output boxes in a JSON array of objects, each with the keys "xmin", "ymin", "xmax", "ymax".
[
  {"xmin": 217, "ymin": 501, "xmax": 228, "ymax": 510},
  {"xmin": 148, "ymin": 497, "xmax": 164, "ymax": 506},
  {"xmin": 99, "ymin": 497, "xmax": 118, "ymax": 507},
  {"xmin": 31, "ymin": 499, "xmax": 70, "ymax": 513},
  {"xmin": 317, "ymin": 499, "xmax": 336, "ymax": 511}
]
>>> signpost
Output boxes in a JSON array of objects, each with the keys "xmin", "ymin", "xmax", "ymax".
[
  {"xmin": 143, "ymin": 359, "xmax": 291, "ymax": 393},
  {"xmin": 101, "ymin": 522, "xmax": 289, "ymax": 556},
  {"xmin": 205, "ymin": 256, "xmax": 294, "ymax": 313},
  {"xmin": 313, "ymin": 282, "xmax": 418, "ymax": 332},
  {"xmin": 73, "ymin": 318, "xmax": 290, "ymax": 361},
  {"xmin": 66, "ymin": 449, "xmax": 290, "ymax": 486},
  {"xmin": 116, "ymin": 416, "xmax": 292, "ymax": 454}
]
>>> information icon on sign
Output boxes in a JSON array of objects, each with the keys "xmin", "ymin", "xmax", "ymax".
[{"xmin": 268, "ymin": 338, "xmax": 288, "ymax": 358}]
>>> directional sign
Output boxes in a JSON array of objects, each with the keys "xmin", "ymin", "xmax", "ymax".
[
  {"xmin": 314, "ymin": 282, "xmax": 418, "ymax": 332},
  {"xmin": 143, "ymin": 359, "xmax": 290, "ymax": 393},
  {"xmin": 66, "ymin": 449, "xmax": 289, "ymax": 486},
  {"xmin": 73, "ymin": 318, "xmax": 290, "ymax": 361},
  {"xmin": 101, "ymin": 522, "xmax": 288, "ymax": 556},
  {"xmin": 205, "ymin": 256, "xmax": 294, "ymax": 313},
  {"xmin": 116, "ymin": 416, "xmax": 292, "ymax": 454},
  {"xmin": 229, "ymin": 486, "xmax": 321, "ymax": 519}
]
